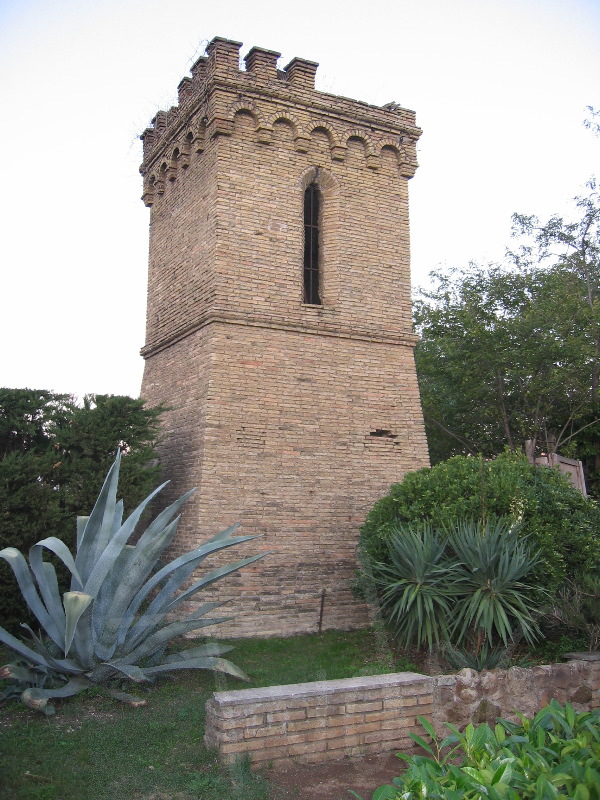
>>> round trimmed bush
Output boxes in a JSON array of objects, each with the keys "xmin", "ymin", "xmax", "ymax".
[{"xmin": 360, "ymin": 451, "xmax": 600, "ymax": 592}]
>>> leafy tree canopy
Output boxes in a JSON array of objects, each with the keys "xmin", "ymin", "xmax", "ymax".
[
  {"xmin": 414, "ymin": 182, "xmax": 600, "ymax": 487},
  {"xmin": 0, "ymin": 389, "xmax": 163, "ymax": 632}
]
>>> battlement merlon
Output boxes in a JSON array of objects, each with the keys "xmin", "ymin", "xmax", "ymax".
[{"xmin": 140, "ymin": 36, "xmax": 421, "ymax": 176}]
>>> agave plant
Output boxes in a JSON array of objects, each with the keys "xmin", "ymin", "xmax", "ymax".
[{"xmin": 0, "ymin": 452, "xmax": 268, "ymax": 715}]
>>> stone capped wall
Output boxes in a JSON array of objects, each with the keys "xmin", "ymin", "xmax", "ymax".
[
  {"xmin": 205, "ymin": 672, "xmax": 433, "ymax": 765},
  {"xmin": 140, "ymin": 37, "xmax": 429, "ymax": 636},
  {"xmin": 205, "ymin": 660, "xmax": 600, "ymax": 766}
]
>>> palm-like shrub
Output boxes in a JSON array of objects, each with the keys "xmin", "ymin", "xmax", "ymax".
[
  {"xmin": 375, "ymin": 524, "xmax": 456, "ymax": 651},
  {"xmin": 360, "ymin": 452, "xmax": 600, "ymax": 592},
  {"xmin": 371, "ymin": 518, "xmax": 543, "ymax": 654},
  {"xmin": 0, "ymin": 452, "xmax": 267, "ymax": 714},
  {"xmin": 451, "ymin": 518, "xmax": 542, "ymax": 648}
]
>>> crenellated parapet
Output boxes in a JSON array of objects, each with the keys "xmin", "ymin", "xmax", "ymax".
[{"xmin": 140, "ymin": 36, "xmax": 421, "ymax": 207}]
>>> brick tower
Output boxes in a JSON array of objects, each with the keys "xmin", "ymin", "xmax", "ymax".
[{"xmin": 139, "ymin": 37, "xmax": 429, "ymax": 637}]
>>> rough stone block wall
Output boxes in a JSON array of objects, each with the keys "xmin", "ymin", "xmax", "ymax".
[
  {"xmin": 432, "ymin": 659, "xmax": 600, "ymax": 733},
  {"xmin": 139, "ymin": 37, "xmax": 429, "ymax": 636},
  {"xmin": 205, "ymin": 660, "xmax": 600, "ymax": 766}
]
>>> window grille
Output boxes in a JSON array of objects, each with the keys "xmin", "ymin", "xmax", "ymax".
[{"xmin": 303, "ymin": 183, "xmax": 322, "ymax": 305}]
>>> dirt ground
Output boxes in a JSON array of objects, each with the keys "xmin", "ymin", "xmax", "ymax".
[{"xmin": 266, "ymin": 751, "xmax": 404, "ymax": 800}]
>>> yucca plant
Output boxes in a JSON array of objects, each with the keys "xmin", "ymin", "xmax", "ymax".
[
  {"xmin": 0, "ymin": 452, "xmax": 268, "ymax": 715},
  {"xmin": 371, "ymin": 517, "xmax": 543, "ymax": 655},
  {"xmin": 449, "ymin": 518, "xmax": 543, "ymax": 650},
  {"xmin": 373, "ymin": 523, "xmax": 460, "ymax": 651}
]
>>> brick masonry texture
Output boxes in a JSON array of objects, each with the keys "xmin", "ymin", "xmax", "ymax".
[
  {"xmin": 204, "ymin": 660, "xmax": 600, "ymax": 766},
  {"xmin": 204, "ymin": 672, "xmax": 433, "ymax": 764},
  {"xmin": 139, "ymin": 37, "xmax": 429, "ymax": 636}
]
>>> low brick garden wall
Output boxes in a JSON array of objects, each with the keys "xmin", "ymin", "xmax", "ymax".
[
  {"xmin": 204, "ymin": 657, "xmax": 600, "ymax": 766},
  {"xmin": 204, "ymin": 672, "xmax": 432, "ymax": 765}
]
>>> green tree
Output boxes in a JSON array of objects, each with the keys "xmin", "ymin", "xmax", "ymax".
[
  {"xmin": 415, "ymin": 183, "xmax": 600, "ymax": 479},
  {"xmin": 0, "ymin": 389, "xmax": 163, "ymax": 632}
]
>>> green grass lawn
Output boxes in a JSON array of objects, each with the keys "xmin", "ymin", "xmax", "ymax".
[{"xmin": 0, "ymin": 629, "xmax": 416, "ymax": 800}]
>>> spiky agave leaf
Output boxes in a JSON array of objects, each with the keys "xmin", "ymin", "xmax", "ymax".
[
  {"xmin": 0, "ymin": 663, "xmax": 47, "ymax": 685},
  {"xmin": 124, "ymin": 521, "xmax": 243, "ymax": 630},
  {"xmin": 119, "ymin": 530, "xmax": 263, "ymax": 650},
  {"xmin": 87, "ymin": 489, "xmax": 196, "ymax": 659},
  {"xmin": 83, "ymin": 480, "xmax": 168, "ymax": 600},
  {"xmin": 92, "ymin": 544, "xmax": 136, "ymax": 650},
  {"xmin": 117, "ymin": 603, "xmax": 233, "ymax": 665},
  {"xmin": 20, "ymin": 625, "xmax": 87, "ymax": 674},
  {"xmin": 94, "ymin": 519, "xmax": 181, "ymax": 661},
  {"xmin": 0, "ymin": 548, "xmax": 63, "ymax": 648},
  {"xmin": 0, "ymin": 625, "xmax": 55, "ymax": 671},
  {"xmin": 124, "ymin": 550, "xmax": 270, "ymax": 651},
  {"xmin": 21, "ymin": 677, "xmax": 92, "ymax": 716},
  {"xmin": 144, "ymin": 657, "xmax": 250, "ymax": 681},
  {"xmin": 75, "ymin": 453, "xmax": 121, "ymax": 583},
  {"xmin": 63, "ymin": 592, "xmax": 93, "ymax": 657},
  {"xmin": 161, "ymin": 642, "xmax": 235, "ymax": 661}
]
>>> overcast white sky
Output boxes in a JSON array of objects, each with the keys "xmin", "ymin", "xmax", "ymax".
[{"xmin": 1, "ymin": 0, "xmax": 598, "ymax": 399}]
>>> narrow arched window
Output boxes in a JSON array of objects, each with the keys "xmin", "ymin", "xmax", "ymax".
[{"xmin": 303, "ymin": 183, "xmax": 322, "ymax": 305}]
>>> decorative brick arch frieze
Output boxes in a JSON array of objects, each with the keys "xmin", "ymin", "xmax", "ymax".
[
  {"xmin": 344, "ymin": 129, "xmax": 374, "ymax": 150},
  {"xmin": 166, "ymin": 147, "xmax": 180, "ymax": 182},
  {"xmin": 266, "ymin": 111, "xmax": 302, "ymax": 137},
  {"xmin": 265, "ymin": 111, "xmax": 308, "ymax": 150},
  {"xmin": 230, "ymin": 100, "xmax": 273, "ymax": 144},
  {"xmin": 142, "ymin": 119, "xmax": 208, "ymax": 204},
  {"xmin": 178, "ymin": 130, "xmax": 194, "ymax": 169},
  {"xmin": 308, "ymin": 123, "xmax": 347, "ymax": 162},
  {"xmin": 378, "ymin": 136, "xmax": 418, "ymax": 178},
  {"xmin": 230, "ymin": 100, "xmax": 260, "ymax": 122},
  {"xmin": 142, "ymin": 166, "xmax": 166, "ymax": 207},
  {"xmin": 142, "ymin": 174, "xmax": 157, "ymax": 207},
  {"xmin": 191, "ymin": 119, "xmax": 206, "ymax": 153},
  {"xmin": 399, "ymin": 155, "xmax": 418, "ymax": 179},
  {"xmin": 344, "ymin": 129, "xmax": 379, "ymax": 169}
]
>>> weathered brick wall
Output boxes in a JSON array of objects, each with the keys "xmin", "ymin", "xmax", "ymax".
[
  {"xmin": 140, "ymin": 37, "xmax": 429, "ymax": 636},
  {"xmin": 205, "ymin": 660, "xmax": 600, "ymax": 766},
  {"xmin": 204, "ymin": 672, "xmax": 433, "ymax": 765}
]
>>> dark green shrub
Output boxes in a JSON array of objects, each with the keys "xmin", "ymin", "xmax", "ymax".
[
  {"xmin": 543, "ymin": 572, "xmax": 600, "ymax": 651},
  {"xmin": 360, "ymin": 451, "xmax": 600, "ymax": 592}
]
